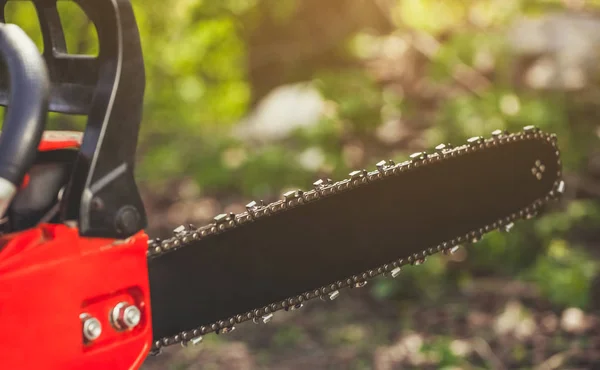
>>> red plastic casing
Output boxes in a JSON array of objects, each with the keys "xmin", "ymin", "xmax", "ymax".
[{"xmin": 0, "ymin": 131, "xmax": 153, "ymax": 370}]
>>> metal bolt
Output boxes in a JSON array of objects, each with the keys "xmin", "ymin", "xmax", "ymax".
[
  {"xmin": 111, "ymin": 302, "xmax": 142, "ymax": 331},
  {"xmin": 80, "ymin": 313, "xmax": 102, "ymax": 342}
]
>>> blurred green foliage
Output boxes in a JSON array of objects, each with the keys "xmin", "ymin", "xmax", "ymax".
[{"xmin": 4, "ymin": 0, "xmax": 600, "ymax": 316}]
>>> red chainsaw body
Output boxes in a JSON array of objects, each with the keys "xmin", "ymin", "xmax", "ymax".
[
  {"xmin": 0, "ymin": 1, "xmax": 161, "ymax": 368},
  {"xmin": 0, "ymin": 133, "xmax": 152, "ymax": 370}
]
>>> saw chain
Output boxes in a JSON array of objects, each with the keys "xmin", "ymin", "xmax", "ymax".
[{"xmin": 146, "ymin": 126, "xmax": 563, "ymax": 354}]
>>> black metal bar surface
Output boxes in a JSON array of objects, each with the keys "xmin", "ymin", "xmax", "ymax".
[{"xmin": 148, "ymin": 137, "xmax": 560, "ymax": 340}]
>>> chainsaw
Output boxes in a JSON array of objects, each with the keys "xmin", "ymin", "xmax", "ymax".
[{"xmin": 0, "ymin": 1, "xmax": 564, "ymax": 369}]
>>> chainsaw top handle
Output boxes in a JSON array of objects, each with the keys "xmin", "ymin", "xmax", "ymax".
[
  {"xmin": 0, "ymin": 23, "xmax": 49, "ymax": 218},
  {"xmin": 0, "ymin": 0, "xmax": 147, "ymax": 239}
]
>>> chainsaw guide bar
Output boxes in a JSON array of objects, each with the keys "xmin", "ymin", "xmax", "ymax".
[{"xmin": 146, "ymin": 126, "xmax": 563, "ymax": 353}]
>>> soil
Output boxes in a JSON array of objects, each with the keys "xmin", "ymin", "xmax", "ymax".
[{"xmin": 140, "ymin": 275, "xmax": 600, "ymax": 370}]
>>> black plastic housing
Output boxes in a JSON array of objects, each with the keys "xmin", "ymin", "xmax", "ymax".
[{"xmin": 0, "ymin": 0, "xmax": 147, "ymax": 239}]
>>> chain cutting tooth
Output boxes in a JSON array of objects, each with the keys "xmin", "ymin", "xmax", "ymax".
[
  {"xmin": 352, "ymin": 280, "xmax": 367, "ymax": 288},
  {"xmin": 409, "ymin": 151, "xmax": 428, "ymax": 161},
  {"xmin": 444, "ymin": 245, "xmax": 460, "ymax": 255},
  {"xmin": 467, "ymin": 136, "xmax": 485, "ymax": 146},
  {"xmin": 313, "ymin": 178, "xmax": 333, "ymax": 192},
  {"xmin": 253, "ymin": 313, "xmax": 274, "ymax": 324},
  {"xmin": 435, "ymin": 143, "xmax": 453, "ymax": 153},
  {"xmin": 285, "ymin": 303, "xmax": 304, "ymax": 311},
  {"xmin": 390, "ymin": 267, "xmax": 402, "ymax": 278},
  {"xmin": 149, "ymin": 347, "xmax": 162, "ymax": 356},
  {"xmin": 217, "ymin": 326, "xmax": 235, "ymax": 334},
  {"xmin": 412, "ymin": 257, "xmax": 426, "ymax": 265},
  {"xmin": 181, "ymin": 335, "xmax": 203, "ymax": 347},
  {"xmin": 283, "ymin": 189, "xmax": 304, "ymax": 205},
  {"xmin": 349, "ymin": 169, "xmax": 368, "ymax": 183},
  {"xmin": 556, "ymin": 180, "xmax": 565, "ymax": 194},
  {"xmin": 245, "ymin": 200, "xmax": 265, "ymax": 217},
  {"xmin": 524, "ymin": 125, "xmax": 540, "ymax": 133},
  {"xmin": 502, "ymin": 222, "xmax": 514, "ymax": 233},
  {"xmin": 376, "ymin": 160, "xmax": 396, "ymax": 174},
  {"xmin": 214, "ymin": 213, "xmax": 234, "ymax": 224},
  {"xmin": 491, "ymin": 129, "xmax": 509, "ymax": 138},
  {"xmin": 173, "ymin": 224, "xmax": 193, "ymax": 235}
]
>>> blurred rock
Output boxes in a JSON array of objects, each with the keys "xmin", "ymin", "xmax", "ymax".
[
  {"xmin": 373, "ymin": 332, "xmax": 427, "ymax": 369},
  {"xmin": 450, "ymin": 339, "xmax": 472, "ymax": 357},
  {"xmin": 494, "ymin": 300, "xmax": 536, "ymax": 339},
  {"xmin": 191, "ymin": 198, "xmax": 220, "ymax": 222},
  {"xmin": 222, "ymin": 147, "xmax": 247, "ymax": 169},
  {"xmin": 296, "ymin": 147, "xmax": 326, "ymax": 172},
  {"xmin": 224, "ymin": 202, "xmax": 247, "ymax": 215},
  {"xmin": 187, "ymin": 342, "xmax": 255, "ymax": 370},
  {"xmin": 342, "ymin": 142, "xmax": 365, "ymax": 168},
  {"xmin": 375, "ymin": 118, "xmax": 410, "ymax": 145},
  {"xmin": 540, "ymin": 312, "xmax": 559, "ymax": 333},
  {"xmin": 508, "ymin": 11, "xmax": 600, "ymax": 90},
  {"xmin": 233, "ymin": 83, "xmax": 325, "ymax": 144},
  {"xmin": 244, "ymin": 0, "xmax": 392, "ymax": 103},
  {"xmin": 561, "ymin": 307, "xmax": 588, "ymax": 333},
  {"xmin": 468, "ymin": 311, "xmax": 491, "ymax": 329},
  {"xmin": 177, "ymin": 178, "xmax": 201, "ymax": 200}
]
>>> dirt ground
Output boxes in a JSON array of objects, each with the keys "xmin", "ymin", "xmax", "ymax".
[{"xmin": 141, "ymin": 275, "xmax": 600, "ymax": 370}]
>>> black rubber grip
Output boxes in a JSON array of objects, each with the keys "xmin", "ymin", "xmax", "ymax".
[{"xmin": 0, "ymin": 23, "xmax": 49, "ymax": 186}]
